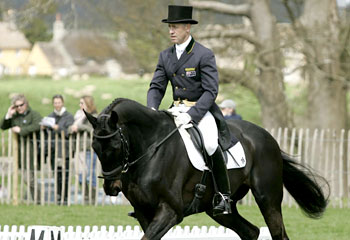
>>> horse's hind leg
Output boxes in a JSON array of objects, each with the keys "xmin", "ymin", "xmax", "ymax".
[
  {"xmin": 251, "ymin": 164, "xmax": 289, "ymax": 239},
  {"xmin": 207, "ymin": 204, "xmax": 260, "ymax": 240},
  {"xmin": 253, "ymin": 195, "xmax": 289, "ymax": 240}
]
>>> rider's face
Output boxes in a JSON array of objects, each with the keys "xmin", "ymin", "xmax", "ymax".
[{"xmin": 168, "ymin": 23, "xmax": 191, "ymax": 44}]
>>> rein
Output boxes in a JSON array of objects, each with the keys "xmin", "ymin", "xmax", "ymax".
[{"xmin": 96, "ymin": 124, "xmax": 181, "ymax": 180}]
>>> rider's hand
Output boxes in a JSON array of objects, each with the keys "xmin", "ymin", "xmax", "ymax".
[
  {"xmin": 175, "ymin": 113, "xmax": 191, "ymax": 126},
  {"xmin": 167, "ymin": 108, "xmax": 179, "ymax": 116}
]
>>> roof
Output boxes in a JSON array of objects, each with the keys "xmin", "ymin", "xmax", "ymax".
[
  {"xmin": 0, "ymin": 22, "xmax": 31, "ymax": 49},
  {"xmin": 36, "ymin": 42, "xmax": 71, "ymax": 68},
  {"xmin": 36, "ymin": 29, "xmax": 139, "ymax": 74}
]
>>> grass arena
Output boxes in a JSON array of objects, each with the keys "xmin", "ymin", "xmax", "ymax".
[{"xmin": 1, "ymin": 77, "xmax": 350, "ymax": 239}]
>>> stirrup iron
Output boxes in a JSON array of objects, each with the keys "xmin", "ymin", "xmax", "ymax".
[{"xmin": 212, "ymin": 192, "xmax": 232, "ymax": 216}]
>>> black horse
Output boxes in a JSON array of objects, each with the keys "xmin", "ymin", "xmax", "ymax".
[{"xmin": 85, "ymin": 98, "xmax": 328, "ymax": 240}]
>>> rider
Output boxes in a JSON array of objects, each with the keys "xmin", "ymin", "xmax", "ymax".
[{"xmin": 147, "ymin": 5, "xmax": 234, "ymax": 216}]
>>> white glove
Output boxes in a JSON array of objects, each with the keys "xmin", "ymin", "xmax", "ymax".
[
  {"xmin": 167, "ymin": 108, "xmax": 180, "ymax": 116},
  {"xmin": 175, "ymin": 112, "xmax": 192, "ymax": 126}
]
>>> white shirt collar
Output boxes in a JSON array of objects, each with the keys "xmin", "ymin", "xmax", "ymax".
[
  {"xmin": 176, "ymin": 35, "xmax": 192, "ymax": 59},
  {"xmin": 54, "ymin": 107, "xmax": 66, "ymax": 116}
]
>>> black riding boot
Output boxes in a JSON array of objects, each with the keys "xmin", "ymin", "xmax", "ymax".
[{"xmin": 211, "ymin": 147, "xmax": 232, "ymax": 216}]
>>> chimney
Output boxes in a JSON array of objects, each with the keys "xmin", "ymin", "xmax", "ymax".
[
  {"xmin": 53, "ymin": 13, "xmax": 66, "ymax": 42},
  {"xmin": 4, "ymin": 9, "xmax": 17, "ymax": 30}
]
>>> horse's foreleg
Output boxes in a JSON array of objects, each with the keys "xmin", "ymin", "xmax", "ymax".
[
  {"xmin": 141, "ymin": 201, "xmax": 179, "ymax": 240},
  {"xmin": 134, "ymin": 208, "xmax": 151, "ymax": 232}
]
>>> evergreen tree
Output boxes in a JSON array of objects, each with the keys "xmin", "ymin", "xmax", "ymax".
[{"xmin": 16, "ymin": 0, "xmax": 57, "ymax": 44}]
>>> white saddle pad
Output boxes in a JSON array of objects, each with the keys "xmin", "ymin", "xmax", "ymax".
[{"xmin": 178, "ymin": 125, "xmax": 247, "ymax": 171}]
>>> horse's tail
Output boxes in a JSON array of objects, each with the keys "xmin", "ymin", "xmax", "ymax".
[{"xmin": 281, "ymin": 151, "xmax": 329, "ymax": 218}]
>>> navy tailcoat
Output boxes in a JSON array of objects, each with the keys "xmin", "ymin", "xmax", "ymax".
[{"xmin": 147, "ymin": 38, "xmax": 232, "ymax": 150}]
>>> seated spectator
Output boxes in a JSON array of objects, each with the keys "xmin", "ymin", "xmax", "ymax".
[
  {"xmin": 0, "ymin": 94, "xmax": 42, "ymax": 201},
  {"xmin": 69, "ymin": 96, "xmax": 98, "ymax": 202},
  {"xmin": 42, "ymin": 94, "xmax": 74, "ymax": 204},
  {"xmin": 219, "ymin": 99, "xmax": 242, "ymax": 120}
]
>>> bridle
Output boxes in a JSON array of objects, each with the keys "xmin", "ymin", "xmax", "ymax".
[
  {"xmin": 94, "ymin": 124, "xmax": 180, "ymax": 181},
  {"xmin": 94, "ymin": 127, "xmax": 129, "ymax": 181}
]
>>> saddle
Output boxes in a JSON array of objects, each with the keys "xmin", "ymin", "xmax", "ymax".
[
  {"xmin": 187, "ymin": 125, "xmax": 211, "ymax": 162},
  {"xmin": 164, "ymin": 108, "xmax": 246, "ymax": 170},
  {"xmin": 179, "ymin": 123, "xmax": 246, "ymax": 171}
]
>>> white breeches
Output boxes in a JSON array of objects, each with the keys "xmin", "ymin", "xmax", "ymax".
[{"xmin": 170, "ymin": 105, "xmax": 218, "ymax": 156}]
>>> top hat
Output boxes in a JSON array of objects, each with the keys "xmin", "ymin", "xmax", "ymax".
[{"xmin": 162, "ymin": 5, "xmax": 198, "ymax": 24}]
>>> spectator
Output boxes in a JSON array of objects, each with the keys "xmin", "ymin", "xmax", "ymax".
[
  {"xmin": 219, "ymin": 99, "xmax": 242, "ymax": 120},
  {"xmin": 0, "ymin": 94, "xmax": 42, "ymax": 201},
  {"xmin": 42, "ymin": 94, "xmax": 74, "ymax": 204},
  {"xmin": 69, "ymin": 96, "xmax": 98, "ymax": 201}
]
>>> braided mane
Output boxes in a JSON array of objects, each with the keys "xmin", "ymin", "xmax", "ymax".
[
  {"xmin": 103, "ymin": 98, "xmax": 122, "ymax": 114},
  {"xmin": 99, "ymin": 98, "xmax": 170, "ymax": 126}
]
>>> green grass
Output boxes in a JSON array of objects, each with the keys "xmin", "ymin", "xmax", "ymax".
[
  {"xmin": 0, "ymin": 76, "xmax": 262, "ymax": 126},
  {"xmin": 1, "ymin": 77, "xmax": 348, "ymax": 239},
  {"xmin": 0, "ymin": 76, "xmax": 156, "ymax": 118},
  {"xmin": 0, "ymin": 204, "xmax": 349, "ymax": 239}
]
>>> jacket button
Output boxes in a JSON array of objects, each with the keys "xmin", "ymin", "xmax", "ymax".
[
  {"xmin": 173, "ymin": 73, "xmax": 176, "ymax": 76},
  {"xmin": 181, "ymin": 74, "xmax": 184, "ymax": 76},
  {"xmin": 175, "ymin": 86, "xmax": 178, "ymax": 89},
  {"xmin": 183, "ymin": 88, "xmax": 186, "ymax": 90}
]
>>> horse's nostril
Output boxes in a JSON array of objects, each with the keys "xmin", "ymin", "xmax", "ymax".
[{"xmin": 103, "ymin": 181, "xmax": 121, "ymax": 196}]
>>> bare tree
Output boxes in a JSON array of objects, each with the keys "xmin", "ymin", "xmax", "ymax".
[
  {"xmin": 192, "ymin": 0, "xmax": 350, "ymax": 131},
  {"xmin": 284, "ymin": 0, "xmax": 349, "ymax": 130},
  {"xmin": 191, "ymin": 0, "xmax": 293, "ymax": 129},
  {"xmin": 283, "ymin": 0, "xmax": 350, "ymax": 199}
]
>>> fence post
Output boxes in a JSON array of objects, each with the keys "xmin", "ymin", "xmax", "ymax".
[
  {"xmin": 61, "ymin": 130, "xmax": 66, "ymax": 206},
  {"xmin": 12, "ymin": 132, "xmax": 18, "ymax": 206},
  {"xmin": 68, "ymin": 134, "xmax": 73, "ymax": 206},
  {"xmin": 40, "ymin": 130, "xmax": 45, "ymax": 205},
  {"xmin": 339, "ymin": 129, "xmax": 345, "ymax": 208}
]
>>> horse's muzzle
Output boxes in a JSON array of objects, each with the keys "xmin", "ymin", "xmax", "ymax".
[{"xmin": 103, "ymin": 179, "xmax": 122, "ymax": 196}]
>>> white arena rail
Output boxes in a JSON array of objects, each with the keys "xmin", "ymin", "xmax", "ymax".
[{"xmin": 0, "ymin": 225, "xmax": 272, "ymax": 240}]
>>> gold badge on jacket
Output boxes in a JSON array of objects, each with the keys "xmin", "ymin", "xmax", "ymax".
[{"xmin": 185, "ymin": 68, "xmax": 196, "ymax": 77}]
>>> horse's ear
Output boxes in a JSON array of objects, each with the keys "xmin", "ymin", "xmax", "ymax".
[
  {"xmin": 109, "ymin": 110, "xmax": 119, "ymax": 127},
  {"xmin": 84, "ymin": 109, "xmax": 97, "ymax": 129}
]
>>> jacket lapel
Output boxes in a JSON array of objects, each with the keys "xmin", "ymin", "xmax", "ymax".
[
  {"xmin": 169, "ymin": 46, "xmax": 178, "ymax": 73},
  {"xmin": 172, "ymin": 38, "xmax": 196, "ymax": 73}
]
